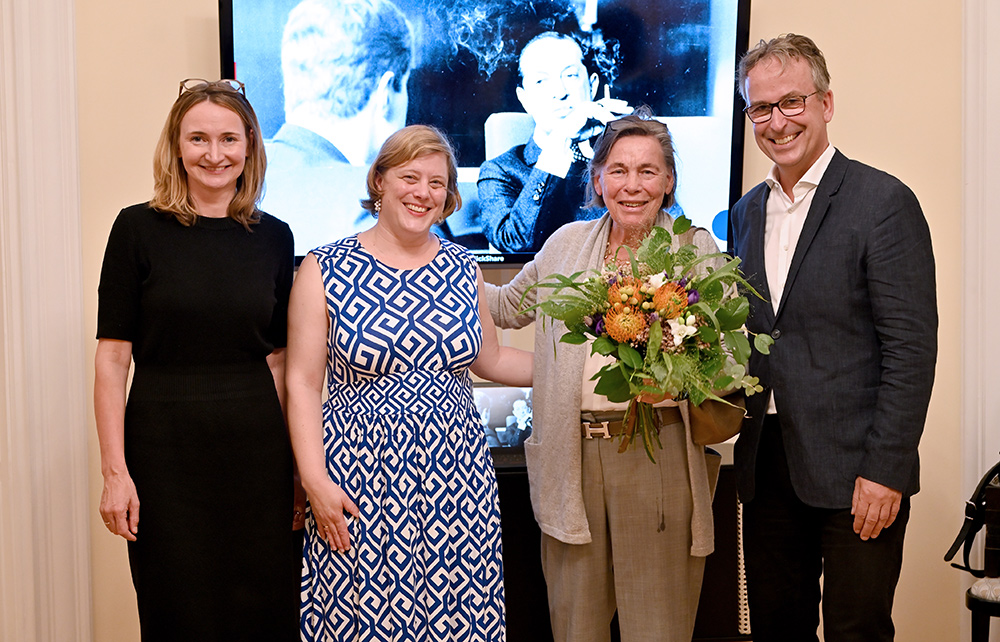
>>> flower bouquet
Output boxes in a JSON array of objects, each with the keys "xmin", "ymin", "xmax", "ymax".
[{"xmin": 523, "ymin": 216, "xmax": 773, "ymax": 462}]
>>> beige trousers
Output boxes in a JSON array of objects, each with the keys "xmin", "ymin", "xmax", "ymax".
[{"xmin": 541, "ymin": 419, "xmax": 707, "ymax": 642}]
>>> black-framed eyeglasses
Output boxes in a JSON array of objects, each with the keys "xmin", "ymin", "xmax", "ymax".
[
  {"xmin": 744, "ymin": 91, "xmax": 819, "ymax": 124},
  {"xmin": 178, "ymin": 78, "xmax": 246, "ymax": 97}
]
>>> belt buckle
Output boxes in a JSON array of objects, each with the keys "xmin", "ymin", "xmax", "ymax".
[{"xmin": 583, "ymin": 421, "xmax": 612, "ymax": 439}]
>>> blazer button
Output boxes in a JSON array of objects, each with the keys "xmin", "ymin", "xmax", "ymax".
[{"xmin": 771, "ymin": 329, "xmax": 781, "ymax": 339}]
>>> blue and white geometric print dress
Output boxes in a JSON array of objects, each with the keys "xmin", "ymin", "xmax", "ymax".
[{"xmin": 300, "ymin": 236, "xmax": 505, "ymax": 642}]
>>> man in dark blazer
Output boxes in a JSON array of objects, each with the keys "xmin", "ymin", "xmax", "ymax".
[
  {"xmin": 261, "ymin": 0, "xmax": 413, "ymax": 255},
  {"xmin": 729, "ymin": 34, "xmax": 937, "ymax": 641},
  {"xmin": 477, "ymin": 31, "xmax": 627, "ymax": 254}
]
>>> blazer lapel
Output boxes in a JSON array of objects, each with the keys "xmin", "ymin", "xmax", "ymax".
[
  {"xmin": 745, "ymin": 188, "xmax": 776, "ymax": 327},
  {"xmin": 774, "ymin": 150, "xmax": 848, "ymax": 321}
]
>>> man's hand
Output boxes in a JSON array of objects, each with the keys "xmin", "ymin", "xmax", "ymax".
[
  {"xmin": 591, "ymin": 96, "xmax": 631, "ymax": 123},
  {"xmin": 851, "ymin": 476, "xmax": 902, "ymax": 540},
  {"xmin": 534, "ymin": 98, "xmax": 633, "ymax": 178}
]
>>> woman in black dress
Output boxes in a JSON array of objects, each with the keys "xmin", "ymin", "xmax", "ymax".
[{"xmin": 94, "ymin": 79, "xmax": 301, "ymax": 641}]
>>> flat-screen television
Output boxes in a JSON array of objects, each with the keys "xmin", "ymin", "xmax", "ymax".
[{"xmin": 219, "ymin": 0, "xmax": 750, "ymax": 265}]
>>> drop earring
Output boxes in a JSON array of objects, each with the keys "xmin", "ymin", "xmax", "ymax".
[{"xmin": 374, "ymin": 198, "xmax": 381, "ymax": 216}]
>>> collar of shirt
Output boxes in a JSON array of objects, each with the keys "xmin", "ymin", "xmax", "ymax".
[{"xmin": 764, "ymin": 144, "xmax": 837, "ymax": 204}]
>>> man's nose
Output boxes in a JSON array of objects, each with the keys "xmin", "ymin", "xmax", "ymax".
[{"xmin": 768, "ymin": 107, "xmax": 790, "ymax": 129}]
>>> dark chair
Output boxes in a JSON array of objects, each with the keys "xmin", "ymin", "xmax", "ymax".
[
  {"xmin": 967, "ymin": 588, "xmax": 1000, "ymax": 642},
  {"xmin": 966, "ymin": 477, "xmax": 1000, "ymax": 641}
]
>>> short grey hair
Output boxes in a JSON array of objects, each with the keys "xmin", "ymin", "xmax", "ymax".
[
  {"xmin": 737, "ymin": 33, "xmax": 831, "ymax": 105},
  {"xmin": 585, "ymin": 105, "xmax": 677, "ymax": 210}
]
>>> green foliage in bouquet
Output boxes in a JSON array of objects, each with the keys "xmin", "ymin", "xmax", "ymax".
[{"xmin": 521, "ymin": 216, "xmax": 774, "ymax": 462}]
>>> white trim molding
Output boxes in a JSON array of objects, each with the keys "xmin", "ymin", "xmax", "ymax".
[
  {"xmin": 0, "ymin": 0, "xmax": 92, "ymax": 639},
  {"xmin": 964, "ymin": 1, "xmax": 1000, "ymax": 493},
  {"xmin": 963, "ymin": 2, "xmax": 1000, "ymax": 640}
]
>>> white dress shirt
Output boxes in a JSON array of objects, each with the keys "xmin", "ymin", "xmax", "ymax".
[{"xmin": 763, "ymin": 144, "xmax": 836, "ymax": 413}]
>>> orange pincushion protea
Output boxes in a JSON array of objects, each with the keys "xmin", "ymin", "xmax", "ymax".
[
  {"xmin": 607, "ymin": 276, "xmax": 645, "ymax": 307},
  {"xmin": 604, "ymin": 305, "xmax": 648, "ymax": 343},
  {"xmin": 653, "ymin": 282, "xmax": 688, "ymax": 319}
]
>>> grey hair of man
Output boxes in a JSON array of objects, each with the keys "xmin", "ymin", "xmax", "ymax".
[
  {"xmin": 585, "ymin": 105, "xmax": 677, "ymax": 210},
  {"xmin": 737, "ymin": 33, "xmax": 831, "ymax": 105},
  {"xmin": 281, "ymin": 0, "xmax": 414, "ymax": 119}
]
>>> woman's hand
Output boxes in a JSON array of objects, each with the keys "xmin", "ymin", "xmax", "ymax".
[
  {"xmin": 637, "ymin": 378, "xmax": 674, "ymax": 405},
  {"xmin": 470, "ymin": 267, "xmax": 534, "ymax": 387},
  {"xmin": 286, "ymin": 256, "xmax": 357, "ymax": 545},
  {"xmin": 94, "ymin": 338, "xmax": 137, "ymax": 540},
  {"xmin": 99, "ymin": 470, "xmax": 139, "ymax": 541},
  {"xmin": 307, "ymin": 478, "xmax": 360, "ymax": 553},
  {"xmin": 638, "ymin": 390, "xmax": 673, "ymax": 404},
  {"xmin": 292, "ymin": 473, "xmax": 306, "ymax": 531}
]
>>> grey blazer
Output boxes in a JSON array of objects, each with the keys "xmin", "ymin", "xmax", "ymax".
[{"xmin": 729, "ymin": 149, "xmax": 937, "ymax": 508}]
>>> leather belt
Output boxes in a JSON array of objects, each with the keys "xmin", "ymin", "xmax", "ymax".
[{"xmin": 580, "ymin": 406, "xmax": 683, "ymax": 439}]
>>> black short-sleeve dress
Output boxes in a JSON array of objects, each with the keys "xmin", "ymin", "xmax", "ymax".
[{"xmin": 97, "ymin": 203, "xmax": 299, "ymax": 641}]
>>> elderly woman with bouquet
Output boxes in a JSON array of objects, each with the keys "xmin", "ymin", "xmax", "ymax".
[{"xmin": 486, "ymin": 108, "xmax": 759, "ymax": 641}]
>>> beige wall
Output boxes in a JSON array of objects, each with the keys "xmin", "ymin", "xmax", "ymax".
[
  {"xmin": 740, "ymin": 4, "xmax": 964, "ymax": 640},
  {"xmin": 77, "ymin": 0, "xmax": 964, "ymax": 639},
  {"xmin": 744, "ymin": 6, "xmax": 968, "ymax": 642},
  {"xmin": 77, "ymin": 2, "xmax": 220, "ymax": 639}
]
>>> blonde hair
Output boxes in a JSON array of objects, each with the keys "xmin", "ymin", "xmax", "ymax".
[
  {"xmin": 149, "ymin": 82, "xmax": 266, "ymax": 229},
  {"xmin": 361, "ymin": 124, "xmax": 462, "ymax": 219}
]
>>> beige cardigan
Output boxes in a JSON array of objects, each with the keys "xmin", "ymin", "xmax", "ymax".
[{"xmin": 486, "ymin": 211, "xmax": 722, "ymax": 555}]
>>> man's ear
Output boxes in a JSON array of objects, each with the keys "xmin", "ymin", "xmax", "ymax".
[
  {"xmin": 515, "ymin": 86, "xmax": 529, "ymax": 113},
  {"xmin": 372, "ymin": 71, "xmax": 397, "ymax": 117},
  {"xmin": 821, "ymin": 89, "xmax": 835, "ymax": 124},
  {"xmin": 589, "ymin": 73, "xmax": 600, "ymax": 100}
]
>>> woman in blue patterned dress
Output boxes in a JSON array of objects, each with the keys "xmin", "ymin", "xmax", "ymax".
[{"xmin": 286, "ymin": 125, "xmax": 533, "ymax": 641}]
